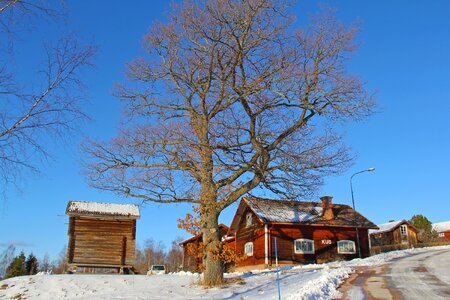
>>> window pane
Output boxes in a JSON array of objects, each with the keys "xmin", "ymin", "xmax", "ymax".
[
  {"xmin": 338, "ymin": 241, "xmax": 355, "ymax": 253},
  {"xmin": 295, "ymin": 239, "xmax": 314, "ymax": 254},
  {"xmin": 246, "ymin": 213, "xmax": 252, "ymax": 227},
  {"xmin": 400, "ymin": 225, "xmax": 406, "ymax": 235},
  {"xmin": 245, "ymin": 242, "xmax": 253, "ymax": 256},
  {"xmin": 306, "ymin": 242, "xmax": 312, "ymax": 252}
]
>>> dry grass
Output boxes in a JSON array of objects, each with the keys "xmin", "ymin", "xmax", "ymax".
[
  {"xmin": 223, "ymin": 277, "xmax": 246, "ymax": 287},
  {"xmin": 11, "ymin": 293, "xmax": 24, "ymax": 300}
]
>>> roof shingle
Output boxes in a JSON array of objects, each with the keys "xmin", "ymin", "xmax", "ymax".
[{"xmin": 229, "ymin": 197, "xmax": 377, "ymax": 233}]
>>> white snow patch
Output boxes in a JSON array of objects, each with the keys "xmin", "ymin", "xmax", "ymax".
[
  {"xmin": 368, "ymin": 220, "xmax": 404, "ymax": 234},
  {"xmin": 246, "ymin": 199, "xmax": 322, "ymax": 223},
  {"xmin": 1, "ymin": 245, "xmax": 449, "ymax": 300}
]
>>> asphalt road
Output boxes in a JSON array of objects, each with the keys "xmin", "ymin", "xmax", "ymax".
[{"xmin": 338, "ymin": 248, "xmax": 450, "ymax": 299}]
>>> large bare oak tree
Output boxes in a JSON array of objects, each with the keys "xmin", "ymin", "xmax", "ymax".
[
  {"xmin": 84, "ymin": 0, "xmax": 374, "ymax": 285},
  {"xmin": 0, "ymin": 1, "xmax": 95, "ymax": 190}
]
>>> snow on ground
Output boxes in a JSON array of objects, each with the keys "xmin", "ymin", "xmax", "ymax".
[{"xmin": 1, "ymin": 245, "xmax": 449, "ymax": 300}]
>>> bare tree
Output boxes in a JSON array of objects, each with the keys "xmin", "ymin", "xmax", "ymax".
[
  {"xmin": 0, "ymin": 244, "xmax": 15, "ymax": 279},
  {"xmin": 51, "ymin": 246, "xmax": 68, "ymax": 274},
  {"xmin": 134, "ymin": 238, "xmax": 166, "ymax": 273},
  {"xmin": 84, "ymin": 0, "xmax": 374, "ymax": 285},
  {"xmin": 0, "ymin": 1, "xmax": 95, "ymax": 192},
  {"xmin": 166, "ymin": 238, "xmax": 183, "ymax": 273},
  {"xmin": 134, "ymin": 244, "xmax": 146, "ymax": 274},
  {"xmin": 144, "ymin": 239, "xmax": 166, "ymax": 267},
  {"xmin": 1, "ymin": 1, "xmax": 59, "ymax": 38},
  {"xmin": 135, "ymin": 238, "xmax": 183, "ymax": 274},
  {"xmin": 38, "ymin": 253, "xmax": 52, "ymax": 273}
]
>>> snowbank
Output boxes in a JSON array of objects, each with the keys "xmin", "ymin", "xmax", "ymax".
[{"xmin": 1, "ymin": 245, "xmax": 448, "ymax": 300}]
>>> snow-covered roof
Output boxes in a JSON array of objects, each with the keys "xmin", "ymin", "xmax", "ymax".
[
  {"xmin": 66, "ymin": 201, "xmax": 140, "ymax": 218},
  {"xmin": 228, "ymin": 197, "xmax": 377, "ymax": 234},
  {"xmin": 432, "ymin": 221, "xmax": 450, "ymax": 233},
  {"xmin": 246, "ymin": 198, "xmax": 323, "ymax": 223},
  {"xmin": 368, "ymin": 220, "xmax": 404, "ymax": 234}
]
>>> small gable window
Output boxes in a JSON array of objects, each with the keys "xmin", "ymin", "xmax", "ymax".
[
  {"xmin": 294, "ymin": 239, "xmax": 315, "ymax": 254},
  {"xmin": 337, "ymin": 240, "xmax": 356, "ymax": 254},
  {"xmin": 439, "ymin": 232, "xmax": 444, "ymax": 237},
  {"xmin": 245, "ymin": 213, "xmax": 252, "ymax": 227},
  {"xmin": 244, "ymin": 242, "xmax": 253, "ymax": 256},
  {"xmin": 400, "ymin": 225, "xmax": 407, "ymax": 236}
]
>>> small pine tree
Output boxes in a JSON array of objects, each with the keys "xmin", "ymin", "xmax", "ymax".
[
  {"xmin": 6, "ymin": 251, "xmax": 26, "ymax": 278},
  {"xmin": 25, "ymin": 253, "xmax": 39, "ymax": 275},
  {"xmin": 410, "ymin": 214, "xmax": 437, "ymax": 242},
  {"xmin": 410, "ymin": 214, "xmax": 432, "ymax": 231}
]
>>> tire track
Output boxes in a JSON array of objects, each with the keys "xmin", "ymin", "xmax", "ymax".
[
  {"xmin": 389, "ymin": 250, "xmax": 450, "ymax": 300},
  {"xmin": 336, "ymin": 248, "xmax": 450, "ymax": 300}
]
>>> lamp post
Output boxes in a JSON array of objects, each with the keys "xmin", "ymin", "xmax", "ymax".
[{"xmin": 350, "ymin": 167, "xmax": 375, "ymax": 258}]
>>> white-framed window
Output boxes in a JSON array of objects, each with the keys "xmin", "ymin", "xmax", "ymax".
[
  {"xmin": 337, "ymin": 240, "xmax": 356, "ymax": 254},
  {"xmin": 439, "ymin": 232, "xmax": 445, "ymax": 237},
  {"xmin": 244, "ymin": 242, "xmax": 253, "ymax": 256},
  {"xmin": 294, "ymin": 239, "xmax": 315, "ymax": 254},
  {"xmin": 400, "ymin": 225, "xmax": 407, "ymax": 236},
  {"xmin": 245, "ymin": 213, "xmax": 252, "ymax": 227}
]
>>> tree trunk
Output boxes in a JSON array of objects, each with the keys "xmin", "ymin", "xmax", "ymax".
[{"xmin": 201, "ymin": 208, "xmax": 224, "ymax": 286}]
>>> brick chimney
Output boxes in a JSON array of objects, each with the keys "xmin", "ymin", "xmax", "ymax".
[{"xmin": 321, "ymin": 196, "xmax": 334, "ymax": 220}]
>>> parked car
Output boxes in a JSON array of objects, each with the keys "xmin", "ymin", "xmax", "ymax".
[{"xmin": 147, "ymin": 265, "xmax": 166, "ymax": 275}]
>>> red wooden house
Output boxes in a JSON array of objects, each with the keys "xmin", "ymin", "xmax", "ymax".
[
  {"xmin": 432, "ymin": 221, "xmax": 450, "ymax": 241},
  {"xmin": 179, "ymin": 224, "xmax": 235, "ymax": 272},
  {"xmin": 369, "ymin": 220, "xmax": 418, "ymax": 248},
  {"xmin": 227, "ymin": 196, "xmax": 377, "ymax": 270}
]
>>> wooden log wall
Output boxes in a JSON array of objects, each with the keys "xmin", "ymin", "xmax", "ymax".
[
  {"xmin": 68, "ymin": 216, "xmax": 136, "ymax": 266},
  {"xmin": 268, "ymin": 225, "xmax": 370, "ymax": 264},
  {"xmin": 234, "ymin": 209, "xmax": 266, "ymax": 267},
  {"xmin": 408, "ymin": 228, "xmax": 417, "ymax": 244},
  {"xmin": 372, "ymin": 226, "xmax": 418, "ymax": 248},
  {"xmin": 235, "ymin": 217, "xmax": 371, "ymax": 267}
]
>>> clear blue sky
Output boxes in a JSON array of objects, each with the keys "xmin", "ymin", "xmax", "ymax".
[{"xmin": 1, "ymin": 0, "xmax": 449, "ymax": 261}]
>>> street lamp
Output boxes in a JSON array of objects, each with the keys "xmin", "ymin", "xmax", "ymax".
[{"xmin": 350, "ymin": 167, "xmax": 375, "ymax": 258}]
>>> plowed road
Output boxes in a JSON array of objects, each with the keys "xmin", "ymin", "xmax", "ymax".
[{"xmin": 338, "ymin": 248, "xmax": 450, "ymax": 299}]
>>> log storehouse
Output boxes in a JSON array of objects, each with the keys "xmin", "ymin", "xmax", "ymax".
[{"xmin": 66, "ymin": 201, "xmax": 140, "ymax": 274}]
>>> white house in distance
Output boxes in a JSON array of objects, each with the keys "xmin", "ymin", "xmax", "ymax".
[{"xmin": 432, "ymin": 221, "xmax": 450, "ymax": 241}]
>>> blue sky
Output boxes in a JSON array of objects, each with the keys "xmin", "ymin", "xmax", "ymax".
[{"xmin": 1, "ymin": 0, "xmax": 449, "ymax": 261}]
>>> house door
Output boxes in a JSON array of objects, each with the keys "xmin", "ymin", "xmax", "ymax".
[{"xmin": 400, "ymin": 225, "xmax": 408, "ymax": 244}]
